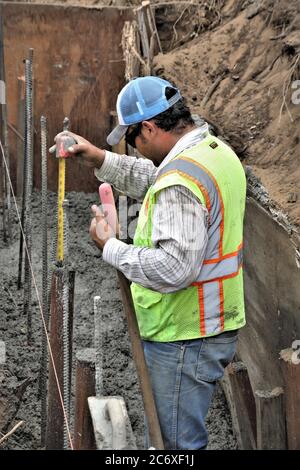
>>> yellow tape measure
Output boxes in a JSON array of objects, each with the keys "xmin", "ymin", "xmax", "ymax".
[{"xmin": 57, "ymin": 158, "xmax": 66, "ymax": 262}]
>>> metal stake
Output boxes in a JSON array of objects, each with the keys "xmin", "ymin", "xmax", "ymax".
[
  {"xmin": 17, "ymin": 76, "xmax": 27, "ymax": 290},
  {"xmin": 94, "ymin": 295, "xmax": 103, "ymax": 396},
  {"xmin": 62, "ymin": 199, "xmax": 70, "ymax": 450},
  {"xmin": 0, "ymin": 11, "xmax": 11, "ymax": 243},
  {"xmin": 23, "ymin": 54, "xmax": 34, "ymax": 345},
  {"xmin": 39, "ymin": 115, "xmax": 49, "ymax": 446}
]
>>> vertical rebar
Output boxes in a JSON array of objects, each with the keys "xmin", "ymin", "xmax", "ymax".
[
  {"xmin": 94, "ymin": 296, "xmax": 103, "ymax": 396},
  {"xmin": 17, "ymin": 76, "xmax": 27, "ymax": 289},
  {"xmin": 68, "ymin": 270, "xmax": 75, "ymax": 394},
  {"xmin": 63, "ymin": 117, "xmax": 69, "ymax": 132},
  {"xmin": 0, "ymin": 11, "xmax": 11, "ymax": 243},
  {"xmin": 40, "ymin": 115, "xmax": 48, "ymax": 446},
  {"xmin": 62, "ymin": 199, "xmax": 70, "ymax": 449},
  {"xmin": 23, "ymin": 55, "xmax": 33, "ymax": 345},
  {"xmin": 62, "ymin": 270, "xmax": 70, "ymax": 450}
]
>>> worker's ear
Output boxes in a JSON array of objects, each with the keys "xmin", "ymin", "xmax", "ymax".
[{"xmin": 141, "ymin": 120, "xmax": 156, "ymax": 138}]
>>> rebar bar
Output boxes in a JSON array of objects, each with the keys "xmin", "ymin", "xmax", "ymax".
[
  {"xmin": 94, "ymin": 295, "xmax": 103, "ymax": 396},
  {"xmin": 62, "ymin": 270, "xmax": 70, "ymax": 450},
  {"xmin": 40, "ymin": 115, "xmax": 49, "ymax": 446},
  {"xmin": 63, "ymin": 117, "xmax": 69, "ymax": 132},
  {"xmin": 23, "ymin": 54, "xmax": 34, "ymax": 345},
  {"xmin": 17, "ymin": 79, "xmax": 27, "ymax": 290},
  {"xmin": 0, "ymin": 11, "xmax": 11, "ymax": 243},
  {"xmin": 62, "ymin": 199, "xmax": 70, "ymax": 450}
]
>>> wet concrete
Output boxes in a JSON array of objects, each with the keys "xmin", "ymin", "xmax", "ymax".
[{"xmin": 0, "ymin": 190, "xmax": 236, "ymax": 449}]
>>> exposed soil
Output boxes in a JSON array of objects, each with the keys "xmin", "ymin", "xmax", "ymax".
[
  {"xmin": 153, "ymin": 0, "xmax": 300, "ymax": 225},
  {"xmin": 0, "ymin": 191, "xmax": 236, "ymax": 450}
]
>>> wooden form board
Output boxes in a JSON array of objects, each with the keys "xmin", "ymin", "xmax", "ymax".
[
  {"xmin": 225, "ymin": 197, "xmax": 300, "ymax": 449},
  {"xmin": 2, "ymin": 2, "xmax": 133, "ymax": 192}
]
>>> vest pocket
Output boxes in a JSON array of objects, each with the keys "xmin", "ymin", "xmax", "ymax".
[{"xmin": 131, "ymin": 283, "xmax": 162, "ymax": 309}]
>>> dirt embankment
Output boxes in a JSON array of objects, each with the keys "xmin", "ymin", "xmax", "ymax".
[{"xmin": 153, "ymin": 0, "xmax": 300, "ymax": 225}]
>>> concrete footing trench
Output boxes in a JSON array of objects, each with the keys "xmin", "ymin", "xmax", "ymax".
[
  {"xmin": 0, "ymin": 191, "xmax": 236, "ymax": 450},
  {"xmin": 1, "ymin": 0, "xmax": 300, "ymax": 451}
]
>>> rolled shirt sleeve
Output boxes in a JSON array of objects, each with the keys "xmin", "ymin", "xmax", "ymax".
[
  {"xmin": 103, "ymin": 184, "xmax": 208, "ymax": 293},
  {"xmin": 94, "ymin": 150, "xmax": 157, "ymax": 201}
]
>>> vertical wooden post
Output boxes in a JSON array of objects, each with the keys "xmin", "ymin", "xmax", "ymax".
[
  {"xmin": 46, "ymin": 269, "xmax": 64, "ymax": 449},
  {"xmin": 280, "ymin": 348, "xmax": 300, "ymax": 449},
  {"xmin": 74, "ymin": 348, "xmax": 96, "ymax": 450},
  {"xmin": 46, "ymin": 267, "xmax": 74, "ymax": 449},
  {"xmin": 255, "ymin": 387, "xmax": 286, "ymax": 449},
  {"xmin": 221, "ymin": 361, "xmax": 256, "ymax": 449}
]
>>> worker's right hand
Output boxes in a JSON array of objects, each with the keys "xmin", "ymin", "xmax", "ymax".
[{"xmin": 50, "ymin": 131, "xmax": 105, "ymax": 169}]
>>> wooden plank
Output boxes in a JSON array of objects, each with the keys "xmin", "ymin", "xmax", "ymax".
[
  {"xmin": 142, "ymin": 1, "xmax": 163, "ymax": 55},
  {"xmin": 46, "ymin": 271, "xmax": 64, "ymax": 450},
  {"xmin": 2, "ymin": 2, "xmax": 133, "ymax": 192},
  {"xmin": 74, "ymin": 348, "xmax": 96, "ymax": 450},
  {"xmin": 238, "ymin": 198, "xmax": 300, "ymax": 391},
  {"xmin": 222, "ymin": 361, "xmax": 256, "ymax": 449},
  {"xmin": 280, "ymin": 348, "xmax": 300, "ymax": 449},
  {"xmin": 255, "ymin": 387, "xmax": 286, "ymax": 449},
  {"xmin": 135, "ymin": 5, "xmax": 150, "ymax": 60}
]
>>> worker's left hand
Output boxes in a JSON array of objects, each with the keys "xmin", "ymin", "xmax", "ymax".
[{"xmin": 89, "ymin": 204, "xmax": 115, "ymax": 250}]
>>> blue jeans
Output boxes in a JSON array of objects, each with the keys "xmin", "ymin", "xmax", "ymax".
[{"xmin": 142, "ymin": 331, "xmax": 238, "ymax": 450}]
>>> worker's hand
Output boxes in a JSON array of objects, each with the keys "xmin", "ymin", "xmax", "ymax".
[
  {"xmin": 50, "ymin": 131, "xmax": 105, "ymax": 169},
  {"xmin": 89, "ymin": 204, "xmax": 116, "ymax": 250}
]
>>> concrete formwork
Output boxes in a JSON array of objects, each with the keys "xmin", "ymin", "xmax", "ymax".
[
  {"xmin": 242, "ymin": 199, "xmax": 300, "ymax": 390},
  {"xmin": 223, "ymin": 177, "xmax": 300, "ymax": 449},
  {"xmin": 2, "ymin": 2, "xmax": 133, "ymax": 192}
]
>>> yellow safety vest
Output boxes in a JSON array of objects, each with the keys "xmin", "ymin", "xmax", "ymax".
[{"xmin": 131, "ymin": 135, "xmax": 246, "ymax": 341}]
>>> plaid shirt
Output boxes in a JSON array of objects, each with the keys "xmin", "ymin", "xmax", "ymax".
[{"xmin": 94, "ymin": 127, "xmax": 209, "ymax": 293}]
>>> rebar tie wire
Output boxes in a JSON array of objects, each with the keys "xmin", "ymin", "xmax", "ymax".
[{"xmin": 0, "ymin": 139, "xmax": 74, "ymax": 450}]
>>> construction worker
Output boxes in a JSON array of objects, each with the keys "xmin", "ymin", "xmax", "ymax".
[{"xmin": 55, "ymin": 76, "xmax": 246, "ymax": 450}]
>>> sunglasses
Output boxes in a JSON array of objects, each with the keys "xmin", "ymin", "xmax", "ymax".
[{"xmin": 125, "ymin": 123, "xmax": 142, "ymax": 149}]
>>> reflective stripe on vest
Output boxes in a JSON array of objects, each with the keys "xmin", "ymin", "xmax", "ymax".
[
  {"xmin": 157, "ymin": 156, "xmax": 224, "ymax": 260},
  {"xmin": 197, "ymin": 280, "xmax": 225, "ymax": 336},
  {"xmin": 195, "ymin": 244, "xmax": 243, "ymax": 283},
  {"xmin": 156, "ymin": 155, "xmax": 243, "ymax": 336},
  {"xmin": 157, "ymin": 156, "xmax": 243, "ymax": 276}
]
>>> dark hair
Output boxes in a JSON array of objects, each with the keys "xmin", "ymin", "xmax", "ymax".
[{"xmin": 152, "ymin": 87, "xmax": 195, "ymax": 133}]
